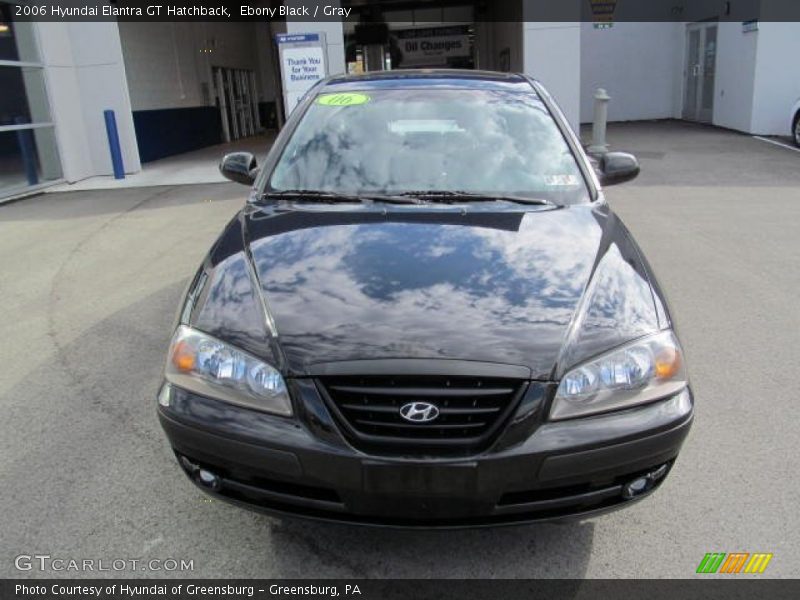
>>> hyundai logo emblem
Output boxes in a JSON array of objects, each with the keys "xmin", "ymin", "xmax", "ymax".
[{"xmin": 399, "ymin": 402, "xmax": 440, "ymax": 423}]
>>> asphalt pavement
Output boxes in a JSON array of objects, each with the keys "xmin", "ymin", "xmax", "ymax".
[{"xmin": 1, "ymin": 121, "xmax": 798, "ymax": 578}]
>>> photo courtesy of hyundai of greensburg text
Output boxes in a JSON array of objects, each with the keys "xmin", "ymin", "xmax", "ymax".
[{"xmin": 2, "ymin": 1, "xmax": 800, "ymax": 599}]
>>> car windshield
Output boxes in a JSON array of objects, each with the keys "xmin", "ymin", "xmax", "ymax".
[{"xmin": 267, "ymin": 87, "xmax": 591, "ymax": 205}]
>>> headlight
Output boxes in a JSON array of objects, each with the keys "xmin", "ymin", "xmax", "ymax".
[
  {"xmin": 164, "ymin": 325, "xmax": 292, "ymax": 416},
  {"xmin": 550, "ymin": 330, "xmax": 687, "ymax": 420}
]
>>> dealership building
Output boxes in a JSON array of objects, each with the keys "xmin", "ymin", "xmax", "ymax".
[{"xmin": 2, "ymin": 0, "xmax": 799, "ymax": 201}]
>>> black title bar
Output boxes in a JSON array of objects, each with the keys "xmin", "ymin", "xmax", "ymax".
[
  {"xmin": 4, "ymin": 579, "xmax": 800, "ymax": 600},
  {"xmin": 5, "ymin": 0, "xmax": 800, "ymax": 23}
]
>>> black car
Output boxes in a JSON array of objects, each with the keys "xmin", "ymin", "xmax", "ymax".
[
  {"xmin": 793, "ymin": 98, "xmax": 800, "ymax": 147},
  {"xmin": 158, "ymin": 70, "xmax": 693, "ymax": 527}
]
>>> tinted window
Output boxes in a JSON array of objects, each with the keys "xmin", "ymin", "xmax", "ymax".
[{"xmin": 269, "ymin": 88, "xmax": 590, "ymax": 204}]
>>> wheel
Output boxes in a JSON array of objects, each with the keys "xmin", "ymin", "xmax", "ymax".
[{"xmin": 794, "ymin": 111, "xmax": 800, "ymax": 147}]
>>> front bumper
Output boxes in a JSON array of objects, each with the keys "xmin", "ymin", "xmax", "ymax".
[{"xmin": 157, "ymin": 380, "xmax": 693, "ymax": 528}]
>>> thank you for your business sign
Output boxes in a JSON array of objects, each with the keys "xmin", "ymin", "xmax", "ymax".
[{"xmin": 276, "ymin": 32, "xmax": 328, "ymax": 117}]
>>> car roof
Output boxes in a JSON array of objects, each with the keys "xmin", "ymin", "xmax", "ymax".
[{"xmin": 322, "ymin": 69, "xmax": 536, "ymax": 93}]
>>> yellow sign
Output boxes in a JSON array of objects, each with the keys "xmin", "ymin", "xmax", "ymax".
[
  {"xmin": 590, "ymin": 0, "xmax": 617, "ymax": 23},
  {"xmin": 317, "ymin": 93, "xmax": 371, "ymax": 106}
]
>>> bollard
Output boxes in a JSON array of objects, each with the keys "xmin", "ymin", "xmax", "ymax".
[
  {"xmin": 103, "ymin": 109, "xmax": 125, "ymax": 179},
  {"xmin": 587, "ymin": 88, "xmax": 610, "ymax": 155}
]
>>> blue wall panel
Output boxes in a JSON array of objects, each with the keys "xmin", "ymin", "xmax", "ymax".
[{"xmin": 132, "ymin": 107, "xmax": 222, "ymax": 163}]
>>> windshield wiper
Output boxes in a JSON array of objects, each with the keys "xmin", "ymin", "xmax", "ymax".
[
  {"xmin": 261, "ymin": 189, "xmax": 558, "ymax": 207},
  {"xmin": 262, "ymin": 190, "xmax": 422, "ymax": 205},
  {"xmin": 395, "ymin": 190, "xmax": 558, "ymax": 206}
]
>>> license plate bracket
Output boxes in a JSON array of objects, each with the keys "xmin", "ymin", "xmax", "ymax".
[{"xmin": 362, "ymin": 461, "xmax": 478, "ymax": 496}]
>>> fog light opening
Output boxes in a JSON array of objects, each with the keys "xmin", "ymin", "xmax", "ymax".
[
  {"xmin": 197, "ymin": 468, "xmax": 222, "ymax": 491},
  {"xmin": 622, "ymin": 476, "xmax": 650, "ymax": 499},
  {"xmin": 622, "ymin": 463, "xmax": 670, "ymax": 499}
]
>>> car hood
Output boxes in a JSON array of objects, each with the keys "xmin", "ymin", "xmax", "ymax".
[{"xmin": 241, "ymin": 203, "xmax": 664, "ymax": 380}]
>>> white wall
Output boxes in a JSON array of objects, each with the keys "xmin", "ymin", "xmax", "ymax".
[
  {"xmin": 521, "ymin": 0, "xmax": 580, "ymax": 130},
  {"xmin": 750, "ymin": 22, "xmax": 800, "ymax": 135},
  {"xmin": 710, "ymin": 22, "xmax": 758, "ymax": 132},
  {"xmin": 523, "ymin": 22, "xmax": 581, "ymax": 131},
  {"xmin": 580, "ymin": 22, "xmax": 683, "ymax": 123},
  {"xmin": 35, "ymin": 21, "xmax": 141, "ymax": 182},
  {"xmin": 576, "ymin": 18, "xmax": 800, "ymax": 136},
  {"xmin": 697, "ymin": 19, "xmax": 800, "ymax": 135},
  {"xmin": 118, "ymin": 22, "xmax": 270, "ymax": 112}
]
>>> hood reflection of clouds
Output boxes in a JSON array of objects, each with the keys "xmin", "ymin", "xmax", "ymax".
[
  {"xmin": 193, "ymin": 251, "xmax": 269, "ymax": 356},
  {"xmin": 562, "ymin": 243, "xmax": 660, "ymax": 368},
  {"xmin": 250, "ymin": 208, "xmax": 613, "ymax": 371}
]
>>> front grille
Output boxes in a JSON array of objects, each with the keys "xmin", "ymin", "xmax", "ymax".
[{"xmin": 317, "ymin": 375, "xmax": 527, "ymax": 453}]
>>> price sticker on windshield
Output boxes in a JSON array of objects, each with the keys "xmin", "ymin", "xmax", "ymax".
[{"xmin": 317, "ymin": 93, "xmax": 371, "ymax": 107}]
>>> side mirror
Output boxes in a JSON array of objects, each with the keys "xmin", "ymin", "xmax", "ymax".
[
  {"xmin": 598, "ymin": 152, "xmax": 640, "ymax": 186},
  {"xmin": 220, "ymin": 152, "xmax": 258, "ymax": 186}
]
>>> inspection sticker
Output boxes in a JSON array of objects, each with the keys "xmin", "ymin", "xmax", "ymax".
[
  {"xmin": 544, "ymin": 174, "xmax": 580, "ymax": 186},
  {"xmin": 317, "ymin": 93, "xmax": 371, "ymax": 106}
]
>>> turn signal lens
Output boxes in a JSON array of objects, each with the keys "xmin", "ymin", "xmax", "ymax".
[
  {"xmin": 171, "ymin": 340, "xmax": 196, "ymax": 372},
  {"xmin": 655, "ymin": 346, "xmax": 681, "ymax": 379}
]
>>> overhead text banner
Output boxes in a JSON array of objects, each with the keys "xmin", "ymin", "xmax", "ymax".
[
  {"xmin": 4, "ymin": 580, "xmax": 800, "ymax": 600},
  {"xmin": 7, "ymin": 0, "xmax": 800, "ymax": 22}
]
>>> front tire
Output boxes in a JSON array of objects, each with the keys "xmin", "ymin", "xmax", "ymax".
[{"xmin": 794, "ymin": 111, "xmax": 800, "ymax": 147}]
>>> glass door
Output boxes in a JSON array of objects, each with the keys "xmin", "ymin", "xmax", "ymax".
[
  {"xmin": 213, "ymin": 66, "xmax": 260, "ymax": 143},
  {"xmin": 699, "ymin": 25, "xmax": 717, "ymax": 122},
  {"xmin": 683, "ymin": 23, "xmax": 718, "ymax": 122}
]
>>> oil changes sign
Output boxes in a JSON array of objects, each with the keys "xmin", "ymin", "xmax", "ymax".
[{"xmin": 394, "ymin": 26, "xmax": 471, "ymax": 66}]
